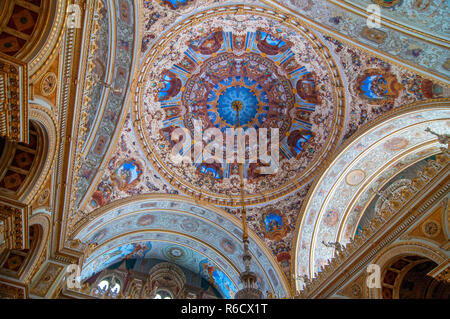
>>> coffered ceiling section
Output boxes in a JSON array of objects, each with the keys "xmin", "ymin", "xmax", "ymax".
[{"xmin": 0, "ymin": 0, "xmax": 51, "ymax": 59}]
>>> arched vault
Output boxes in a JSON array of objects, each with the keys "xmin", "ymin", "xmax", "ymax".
[
  {"xmin": 71, "ymin": 194, "xmax": 291, "ymax": 298},
  {"xmin": 293, "ymin": 99, "xmax": 450, "ymax": 289}
]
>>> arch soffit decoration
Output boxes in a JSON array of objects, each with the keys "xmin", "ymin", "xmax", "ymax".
[
  {"xmin": 0, "ymin": 104, "xmax": 58, "ymax": 205},
  {"xmin": 368, "ymin": 241, "xmax": 448, "ymax": 299},
  {"xmin": 83, "ymin": 234, "xmax": 239, "ymax": 298},
  {"xmin": 0, "ymin": 0, "xmax": 68, "ymax": 80},
  {"xmin": 21, "ymin": 105, "xmax": 59, "ymax": 205},
  {"xmin": 71, "ymin": 194, "xmax": 291, "ymax": 298},
  {"xmin": 71, "ymin": 0, "xmax": 142, "ymax": 210},
  {"xmin": 27, "ymin": 0, "xmax": 67, "ymax": 78},
  {"xmin": 293, "ymin": 99, "xmax": 450, "ymax": 288},
  {"xmin": 20, "ymin": 212, "xmax": 51, "ymax": 282},
  {"xmin": 0, "ymin": 212, "xmax": 50, "ymax": 281},
  {"xmin": 338, "ymin": 141, "xmax": 445, "ymax": 242}
]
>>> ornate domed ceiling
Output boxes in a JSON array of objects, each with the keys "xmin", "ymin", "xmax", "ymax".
[
  {"xmin": 134, "ymin": 9, "xmax": 344, "ymax": 206},
  {"xmin": 55, "ymin": 0, "xmax": 449, "ymax": 300},
  {"xmin": 1, "ymin": 0, "xmax": 449, "ymax": 301}
]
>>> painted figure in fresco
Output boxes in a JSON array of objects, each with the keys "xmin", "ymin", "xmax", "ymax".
[
  {"xmin": 294, "ymin": 109, "xmax": 312, "ymax": 122},
  {"xmin": 260, "ymin": 210, "xmax": 288, "ymax": 241},
  {"xmin": 160, "ymin": 0, "xmax": 192, "ymax": 10},
  {"xmin": 125, "ymin": 242, "xmax": 152, "ymax": 259},
  {"xmin": 220, "ymin": 238, "xmax": 235, "ymax": 254},
  {"xmin": 199, "ymin": 259, "xmax": 235, "ymax": 299},
  {"xmin": 91, "ymin": 178, "xmax": 114, "ymax": 207},
  {"xmin": 159, "ymin": 125, "xmax": 181, "ymax": 149},
  {"xmin": 158, "ymin": 70, "xmax": 182, "ymax": 101},
  {"xmin": 111, "ymin": 159, "xmax": 143, "ymax": 191},
  {"xmin": 163, "ymin": 106, "xmax": 182, "ymax": 120},
  {"xmin": 198, "ymin": 163, "xmax": 222, "ymax": 179},
  {"xmin": 324, "ymin": 209, "xmax": 339, "ymax": 227},
  {"xmin": 265, "ymin": 212, "xmax": 283, "ymax": 232},
  {"xmin": 232, "ymin": 34, "xmax": 246, "ymax": 50},
  {"xmin": 417, "ymin": 79, "xmax": 446, "ymax": 99},
  {"xmin": 296, "ymin": 72, "xmax": 321, "ymax": 104},
  {"xmin": 287, "ymin": 129, "xmax": 313, "ymax": 157},
  {"xmin": 281, "ymin": 56, "xmax": 300, "ymax": 74},
  {"xmin": 355, "ymin": 69, "xmax": 403, "ymax": 104},
  {"xmin": 256, "ymin": 30, "xmax": 292, "ymax": 55},
  {"xmin": 200, "ymin": 260, "xmax": 218, "ymax": 292},
  {"xmin": 188, "ymin": 31, "xmax": 224, "ymax": 55}
]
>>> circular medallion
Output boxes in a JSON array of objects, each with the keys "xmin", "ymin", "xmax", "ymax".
[
  {"xmin": 421, "ymin": 220, "xmax": 440, "ymax": 238},
  {"xmin": 37, "ymin": 188, "xmax": 50, "ymax": 205},
  {"xmin": 91, "ymin": 228, "xmax": 108, "ymax": 243},
  {"xmin": 180, "ymin": 218, "xmax": 199, "ymax": 232},
  {"xmin": 137, "ymin": 214, "xmax": 155, "ymax": 226},
  {"xmin": 168, "ymin": 247, "xmax": 185, "ymax": 258},
  {"xmin": 345, "ymin": 169, "xmax": 366, "ymax": 186},
  {"xmin": 384, "ymin": 137, "xmax": 409, "ymax": 152},
  {"xmin": 220, "ymin": 238, "xmax": 236, "ymax": 254},
  {"xmin": 162, "ymin": 245, "xmax": 190, "ymax": 262},
  {"xmin": 324, "ymin": 210, "xmax": 339, "ymax": 227},
  {"xmin": 351, "ymin": 284, "xmax": 362, "ymax": 297},
  {"xmin": 135, "ymin": 7, "xmax": 344, "ymax": 205},
  {"xmin": 41, "ymin": 72, "xmax": 57, "ymax": 96},
  {"xmin": 181, "ymin": 53, "xmax": 293, "ymax": 137}
]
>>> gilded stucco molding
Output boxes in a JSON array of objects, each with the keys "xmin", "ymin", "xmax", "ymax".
[
  {"xmin": 52, "ymin": 0, "xmax": 100, "ymax": 260},
  {"xmin": 0, "ymin": 200, "xmax": 29, "ymax": 251},
  {"xmin": 29, "ymin": 262, "xmax": 64, "ymax": 298},
  {"xmin": 22, "ymin": 105, "xmax": 59, "ymax": 205},
  {"xmin": 22, "ymin": 213, "xmax": 51, "ymax": 284},
  {"xmin": 28, "ymin": 0, "xmax": 68, "ymax": 79},
  {"xmin": 0, "ymin": 53, "xmax": 28, "ymax": 143}
]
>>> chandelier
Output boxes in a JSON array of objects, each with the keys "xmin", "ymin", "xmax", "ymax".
[{"xmin": 233, "ymin": 102, "xmax": 264, "ymax": 299}]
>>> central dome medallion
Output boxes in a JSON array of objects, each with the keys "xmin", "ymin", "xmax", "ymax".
[
  {"xmin": 215, "ymin": 77, "xmax": 261, "ymax": 128},
  {"xmin": 182, "ymin": 50, "xmax": 293, "ymax": 137},
  {"xmin": 136, "ymin": 8, "xmax": 344, "ymax": 205}
]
